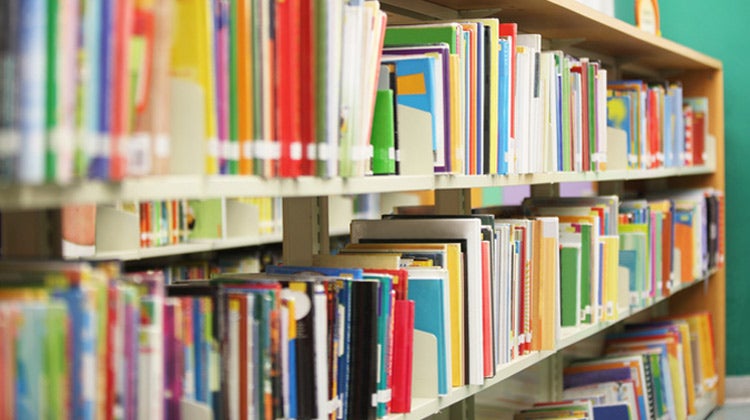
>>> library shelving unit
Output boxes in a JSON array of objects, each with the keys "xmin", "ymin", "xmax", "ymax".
[{"xmin": 0, "ymin": 1, "xmax": 724, "ymax": 419}]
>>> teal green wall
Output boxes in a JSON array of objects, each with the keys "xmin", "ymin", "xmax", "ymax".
[{"xmin": 617, "ymin": 0, "xmax": 750, "ymax": 375}]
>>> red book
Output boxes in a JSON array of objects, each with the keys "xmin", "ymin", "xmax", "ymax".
[
  {"xmin": 481, "ymin": 241, "xmax": 493, "ymax": 377},
  {"xmin": 105, "ymin": 283, "xmax": 118, "ymax": 420},
  {"xmin": 647, "ymin": 88, "xmax": 660, "ymax": 168},
  {"xmin": 275, "ymin": 0, "xmax": 302, "ymax": 177},
  {"xmin": 299, "ymin": 0, "xmax": 316, "ymax": 176},
  {"xmin": 109, "ymin": 0, "xmax": 134, "ymax": 180},
  {"xmin": 683, "ymin": 104, "xmax": 694, "ymax": 166},
  {"xmin": 499, "ymin": 24, "xmax": 517, "ymax": 140},
  {"xmin": 692, "ymin": 108, "xmax": 706, "ymax": 165},
  {"xmin": 571, "ymin": 61, "xmax": 590, "ymax": 171},
  {"xmin": 390, "ymin": 299, "xmax": 415, "ymax": 413}
]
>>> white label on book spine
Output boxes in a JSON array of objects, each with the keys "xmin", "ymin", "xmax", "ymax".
[
  {"xmin": 230, "ymin": 142, "xmax": 240, "ymax": 161},
  {"xmin": 307, "ymin": 143, "xmax": 317, "ymax": 160},
  {"xmin": 206, "ymin": 138, "xmax": 219, "ymax": 158},
  {"xmin": 221, "ymin": 140, "xmax": 232, "ymax": 161},
  {"xmin": 270, "ymin": 141, "xmax": 281, "ymax": 160},
  {"xmin": 83, "ymin": 353, "xmax": 96, "ymax": 400},
  {"xmin": 254, "ymin": 140, "xmax": 266, "ymax": 159},
  {"xmin": 377, "ymin": 389, "xmax": 392, "ymax": 403},
  {"xmin": 0, "ymin": 129, "xmax": 20, "ymax": 155},
  {"xmin": 155, "ymin": 135, "xmax": 170, "ymax": 158},
  {"xmin": 290, "ymin": 142, "xmax": 303, "ymax": 160},
  {"xmin": 242, "ymin": 141, "xmax": 254, "ymax": 159},
  {"xmin": 388, "ymin": 147, "xmax": 395, "ymax": 160},
  {"xmin": 318, "ymin": 143, "xmax": 330, "ymax": 160}
]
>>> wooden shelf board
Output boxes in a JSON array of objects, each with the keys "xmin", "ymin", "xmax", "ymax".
[{"xmin": 383, "ymin": 0, "xmax": 721, "ymax": 72}]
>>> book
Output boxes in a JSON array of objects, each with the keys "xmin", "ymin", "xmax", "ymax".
[{"xmin": 351, "ymin": 217, "xmax": 484, "ymax": 385}]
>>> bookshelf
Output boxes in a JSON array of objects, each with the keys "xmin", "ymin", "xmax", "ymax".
[{"xmin": 0, "ymin": 0, "xmax": 724, "ymax": 419}]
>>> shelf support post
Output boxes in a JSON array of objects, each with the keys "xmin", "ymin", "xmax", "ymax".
[
  {"xmin": 449, "ymin": 395, "xmax": 476, "ymax": 420},
  {"xmin": 530, "ymin": 183, "xmax": 560, "ymax": 198},
  {"xmin": 435, "ymin": 188, "xmax": 472, "ymax": 215},
  {"xmin": 1, "ymin": 209, "xmax": 63, "ymax": 258},
  {"xmin": 282, "ymin": 196, "xmax": 330, "ymax": 266}
]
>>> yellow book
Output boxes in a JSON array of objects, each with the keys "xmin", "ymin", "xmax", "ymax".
[
  {"xmin": 312, "ymin": 253, "xmax": 401, "ymax": 270},
  {"xmin": 675, "ymin": 321, "xmax": 697, "ymax": 414},
  {"xmin": 171, "ymin": 0, "xmax": 218, "ymax": 174},
  {"xmin": 449, "ymin": 55, "xmax": 463, "ymax": 174},
  {"xmin": 530, "ymin": 217, "xmax": 559, "ymax": 351},
  {"xmin": 601, "ymin": 235, "xmax": 620, "ymax": 321}
]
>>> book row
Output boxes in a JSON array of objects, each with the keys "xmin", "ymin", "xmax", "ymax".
[
  {"xmin": 0, "ymin": 188, "xmax": 724, "ymax": 419},
  {"xmin": 60, "ymin": 197, "xmax": 283, "ymax": 258},
  {"xmin": 515, "ymin": 312, "xmax": 717, "ymax": 420},
  {"xmin": 0, "ymin": 0, "xmax": 387, "ymax": 183},
  {"xmin": 0, "ymin": 2, "xmax": 714, "ymax": 185}
]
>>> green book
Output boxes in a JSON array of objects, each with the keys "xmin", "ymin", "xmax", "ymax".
[
  {"xmin": 188, "ymin": 198, "xmax": 225, "ymax": 240},
  {"xmin": 370, "ymin": 89, "xmax": 396, "ymax": 175},
  {"xmin": 578, "ymin": 224, "xmax": 593, "ymax": 324},
  {"xmin": 46, "ymin": 302, "xmax": 68, "ymax": 418},
  {"xmin": 560, "ymin": 243, "xmax": 581, "ymax": 327},
  {"xmin": 384, "ymin": 24, "xmax": 460, "ymax": 54},
  {"xmin": 45, "ymin": 0, "xmax": 60, "ymax": 182}
]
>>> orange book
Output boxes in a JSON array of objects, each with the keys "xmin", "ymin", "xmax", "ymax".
[
  {"xmin": 674, "ymin": 208, "xmax": 695, "ymax": 283},
  {"xmin": 110, "ymin": 0, "xmax": 135, "ymax": 180},
  {"xmin": 237, "ymin": 0, "xmax": 254, "ymax": 175}
]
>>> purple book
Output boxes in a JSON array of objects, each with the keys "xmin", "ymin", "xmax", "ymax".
[
  {"xmin": 164, "ymin": 300, "xmax": 184, "ymax": 420},
  {"xmin": 563, "ymin": 366, "xmax": 632, "ymax": 389},
  {"xmin": 382, "ymin": 44, "xmax": 452, "ymax": 174}
]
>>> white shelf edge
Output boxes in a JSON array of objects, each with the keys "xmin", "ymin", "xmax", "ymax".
[
  {"xmin": 389, "ymin": 351, "xmax": 555, "ymax": 420},
  {"xmin": 76, "ymin": 227, "xmax": 353, "ymax": 262},
  {"xmin": 79, "ymin": 234, "xmax": 284, "ymax": 262},
  {"xmin": 390, "ymin": 267, "xmax": 721, "ymax": 419},
  {"xmin": 0, "ymin": 166, "xmax": 715, "ymax": 210}
]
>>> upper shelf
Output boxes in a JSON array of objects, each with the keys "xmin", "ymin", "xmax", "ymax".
[
  {"xmin": 381, "ymin": 0, "xmax": 722, "ymax": 73},
  {"xmin": 0, "ymin": 166, "xmax": 715, "ymax": 210}
]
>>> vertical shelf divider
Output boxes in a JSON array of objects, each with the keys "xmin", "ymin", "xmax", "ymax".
[{"xmin": 282, "ymin": 196, "xmax": 330, "ymax": 265}]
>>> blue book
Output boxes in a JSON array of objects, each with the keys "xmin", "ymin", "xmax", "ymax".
[
  {"xmin": 193, "ymin": 298, "xmax": 211, "ymax": 404},
  {"xmin": 89, "ymin": 0, "xmax": 112, "ymax": 179},
  {"xmin": 497, "ymin": 38, "xmax": 510, "ymax": 175},
  {"xmin": 16, "ymin": 304, "xmax": 46, "ymax": 419},
  {"xmin": 53, "ymin": 286, "xmax": 96, "ymax": 420},
  {"xmin": 408, "ymin": 270, "xmax": 451, "ymax": 395},
  {"xmin": 17, "ymin": 0, "xmax": 47, "ymax": 184},
  {"xmin": 82, "ymin": 0, "xmax": 102, "ymax": 178},
  {"xmin": 607, "ymin": 95, "xmax": 633, "ymax": 167},
  {"xmin": 593, "ymin": 403, "xmax": 632, "ymax": 420},
  {"xmin": 383, "ymin": 55, "xmax": 441, "ymax": 173},
  {"xmin": 364, "ymin": 273, "xmax": 394, "ymax": 418}
]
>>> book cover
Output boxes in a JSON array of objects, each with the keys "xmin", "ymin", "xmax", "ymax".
[
  {"xmin": 276, "ymin": 0, "xmax": 302, "ymax": 178},
  {"xmin": 407, "ymin": 268, "xmax": 451, "ymax": 394},
  {"xmin": 370, "ymin": 88, "xmax": 397, "ymax": 175},
  {"xmin": 17, "ymin": 0, "xmax": 47, "ymax": 184},
  {"xmin": 0, "ymin": 0, "xmax": 19, "ymax": 182},
  {"xmin": 390, "ymin": 299, "xmax": 415, "ymax": 413}
]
